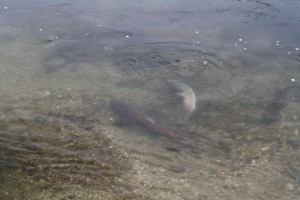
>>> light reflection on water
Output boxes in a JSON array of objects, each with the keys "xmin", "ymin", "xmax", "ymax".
[{"xmin": 0, "ymin": 0, "xmax": 300, "ymax": 199}]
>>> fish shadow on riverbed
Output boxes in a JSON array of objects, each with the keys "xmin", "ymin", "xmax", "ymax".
[{"xmin": 261, "ymin": 85, "xmax": 300, "ymax": 124}]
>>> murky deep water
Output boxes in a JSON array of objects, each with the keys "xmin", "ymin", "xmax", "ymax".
[{"xmin": 0, "ymin": 0, "xmax": 300, "ymax": 199}]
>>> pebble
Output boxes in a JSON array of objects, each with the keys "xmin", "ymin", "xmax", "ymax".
[
  {"xmin": 261, "ymin": 146, "xmax": 270, "ymax": 151},
  {"xmin": 285, "ymin": 183, "xmax": 295, "ymax": 191},
  {"xmin": 169, "ymin": 165, "xmax": 186, "ymax": 173}
]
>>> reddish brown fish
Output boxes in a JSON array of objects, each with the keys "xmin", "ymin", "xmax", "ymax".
[{"xmin": 109, "ymin": 100, "xmax": 178, "ymax": 140}]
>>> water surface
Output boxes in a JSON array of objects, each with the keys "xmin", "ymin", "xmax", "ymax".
[{"xmin": 0, "ymin": 0, "xmax": 300, "ymax": 199}]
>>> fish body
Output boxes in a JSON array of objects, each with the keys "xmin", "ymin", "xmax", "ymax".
[
  {"xmin": 168, "ymin": 80, "xmax": 196, "ymax": 119},
  {"xmin": 109, "ymin": 100, "xmax": 178, "ymax": 140}
]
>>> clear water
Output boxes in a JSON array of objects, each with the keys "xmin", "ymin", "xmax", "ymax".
[{"xmin": 0, "ymin": 0, "xmax": 299, "ymax": 199}]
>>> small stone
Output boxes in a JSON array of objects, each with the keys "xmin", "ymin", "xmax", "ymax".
[
  {"xmin": 285, "ymin": 182, "xmax": 295, "ymax": 191},
  {"xmin": 293, "ymin": 129, "xmax": 299, "ymax": 136},
  {"xmin": 169, "ymin": 165, "xmax": 186, "ymax": 173},
  {"xmin": 261, "ymin": 146, "xmax": 270, "ymax": 151}
]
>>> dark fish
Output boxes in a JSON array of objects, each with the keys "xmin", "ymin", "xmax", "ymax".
[
  {"xmin": 109, "ymin": 100, "xmax": 178, "ymax": 140},
  {"xmin": 261, "ymin": 85, "xmax": 300, "ymax": 124}
]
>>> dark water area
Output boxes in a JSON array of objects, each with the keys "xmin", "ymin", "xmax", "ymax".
[{"xmin": 0, "ymin": 0, "xmax": 300, "ymax": 199}]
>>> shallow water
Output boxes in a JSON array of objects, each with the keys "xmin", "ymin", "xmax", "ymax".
[{"xmin": 0, "ymin": 0, "xmax": 300, "ymax": 199}]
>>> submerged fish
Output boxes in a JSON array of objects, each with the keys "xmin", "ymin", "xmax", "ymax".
[
  {"xmin": 168, "ymin": 80, "xmax": 196, "ymax": 119},
  {"xmin": 110, "ymin": 100, "xmax": 233, "ymax": 155},
  {"xmin": 109, "ymin": 100, "xmax": 178, "ymax": 140}
]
